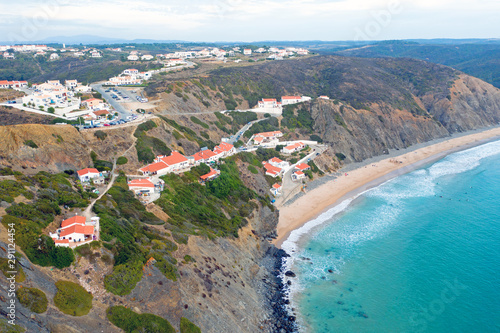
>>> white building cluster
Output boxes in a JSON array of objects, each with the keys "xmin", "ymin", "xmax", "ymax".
[{"xmin": 22, "ymin": 80, "xmax": 84, "ymax": 109}]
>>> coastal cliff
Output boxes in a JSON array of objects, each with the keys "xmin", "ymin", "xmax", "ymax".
[{"xmin": 1, "ymin": 55, "xmax": 500, "ymax": 332}]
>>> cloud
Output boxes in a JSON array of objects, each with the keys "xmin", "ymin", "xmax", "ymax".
[{"xmin": 0, "ymin": 0, "xmax": 498, "ymax": 41}]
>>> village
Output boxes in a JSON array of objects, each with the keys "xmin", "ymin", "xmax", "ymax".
[{"xmin": 56, "ymin": 96, "xmax": 328, "ymax": 249}]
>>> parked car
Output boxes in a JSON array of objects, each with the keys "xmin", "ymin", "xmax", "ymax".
[{"xmin": 104, "ymin": 123, "xmax": 110, "ymax": 126}]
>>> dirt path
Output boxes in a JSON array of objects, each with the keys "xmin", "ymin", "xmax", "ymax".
[{"xmin": 82, "ymin": 158, "xmax": 118, "ymax": 220}]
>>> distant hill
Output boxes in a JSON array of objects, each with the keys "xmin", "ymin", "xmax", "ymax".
[{"xmin": 329, "ymin": 41, "xmax": 500, "ymax": 89}]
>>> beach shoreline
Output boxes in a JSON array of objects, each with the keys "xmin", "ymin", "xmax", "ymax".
[{"xmin": 274, "ymin": 126, "xmax": 500, "ymax": 248}]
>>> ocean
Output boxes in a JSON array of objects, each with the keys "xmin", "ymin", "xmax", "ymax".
[{"xmin": 282, "ymin": 139, "xmax": 500, "ymax": 333}]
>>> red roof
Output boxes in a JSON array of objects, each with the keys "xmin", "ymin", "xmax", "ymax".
[
  {"xmin": 93, "ymin": 110, "xmax": 110, "ymax": 116},
  {"xmin": 264, "ymin": 163, "xmax": 282, "ymax": 175},
  {"xmin": 140, "ymin": 161, "xmax": 168, "ymax": 173},
  {"xmin": 269, "ymin": 157, "xmax": 283, "ymax": 164},
  {"xmin": 128, "ymin": 178, "xmax": 155, "ymax": 188},
  {"xmin": 272, "ymin": 183, "xmax": 282, "ymax": 189},
  {"xmin": 295, "ymin": 163, "xmax": 310, "ymax": 171},
  {"xmin": 54, "ymin": 239, "xmax": 69, "ymax": 244},
  {"xmin": 294, "ymin": 170, "xmax": 305, "ymax": 176},
  {"xmin": 60, "ymin": 225, "xmax": 94, "ymax": 237},
  {"xmin": 61, "ymin": 216, "xmax": 86, "ymax": 228},
  {"xmin": 284, "ymin": 142, "xmax": 305, "ymax": 150},
  {"xmin": 262, "ymin": 98, "xmax": 277, "ymax": 102},
  {"xmin": 159, "ymin": 151, "xmax": 188, "ymax": 165},
  {"xmin": 214, "ymin": 142, "xmax": 234, "ymax": 152},
  {"xmin": 200, "ymin": 168, "xmax": 219, "ymax": 181},
  {"xmin": 282, "ymin": 96, "xmax": 301, "ymax": 100},
  {"xmin": 255, "ymin": 131, "xmax": 282, "ymax": 138},
  {"xmin": 83, "ymin": 98, "xmax": 102, "ymax": 103},
  {"xmin": 77, "ymin": 168, "xmax": 99, "ymax": 176},
  {"xmin": 191, "ymin": 150, "xmax": 216, "ymax": 162}
]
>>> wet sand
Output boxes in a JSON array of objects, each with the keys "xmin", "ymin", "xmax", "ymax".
[{"xmin": 274, "ymin": 126, "xmax": 500, "ymax": 248}]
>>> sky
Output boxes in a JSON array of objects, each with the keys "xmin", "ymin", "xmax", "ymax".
[{"xmin": 0, "ymin": 0, "xmax": 499, "ymax": 43}]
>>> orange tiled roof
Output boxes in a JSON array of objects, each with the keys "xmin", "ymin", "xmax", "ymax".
[
  {"xmin": 128, "ymin": 178, "xmax": 155, "ymax": 188},
  {"xmin": 191, "ymin": 150, "xmax": 216, "ymax": 161},
  {"xmin": 272, "ymin": 183, "xmax": 282, "ymax": 189},
  {"xmin": 269, "ymin": 157, "xmax": 283, "ymax": 164},
  {"xmin": 60, "ymin": 225, "xmax": 94, "ymax": 237},
  {"xmin": 159, "ymin": 151, "xmax": 188, "ymax": 165},
  {"xmin": 264, "ymin": 163, "xmax": 282, "ymax": 175},
  {"xmin": 140, "ymin": 161, "xmax": 168, "ymax": 173},
  {"xmin": 77, "ymin": 168, "xmax": 99, "ymax": 176},
  {"xmin": 61, "ymin": 216, "xmax": 86, "ymax": 228},
  {"xmin": 284, "ymin": 142, "xmax": 304, "ymax": 150},
  {"xmin": 200, "ymin": 168, "xmax": 218, "ymax": 180},
  {"xmin": 295, "ymin": 163, "xmax": 310, "ymax": 171}
]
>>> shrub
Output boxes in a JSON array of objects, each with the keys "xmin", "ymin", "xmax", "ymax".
[
  {"xmin": 309, "ymin": 134, "xmax": 323, "ymax": 143},
  {"xmin": 24, "ymin": 140, "xmax": 38, "ymax": 149},
  {"xmin": 247, "ymin": 165, "xmax": 258, "ymax": 174},
  {"xmin": 17, "ymin": 287, "xmax": 48, "ymax": 313},
  {"xmin": 107, "ymin": 306, "xmax": 175, "ymax": 333},
  {"xmin": 47, "ymin": 107, "xmax": 55, "ymax": 113},
  {"xmin": 0, "ymin": 258, "xmax": 25, "ymax": 282},
  {"xmin": 104, "ymin": 261, "xmax": 143, "ymax": 295},
  {"xmin": 190, "ymin": 116, "xmax": 209, "ymax": 129},
  {"xmin": 53, "ymin": 281, "xmax": 93, "ymax": 316},
  {"xmin": 335, "ymin": 153, "xmax": 346, "ymax": 161},
  {"xmin": 94, "ymin": 130, "xmax": 107, "ymax": 141},
  {"xmin": 180, "ymin": 317, "xmax": 201, "ymax": 333},
  {"xmin": 116, "ymin": 156, "xmax": 128, "ymax": 165}
]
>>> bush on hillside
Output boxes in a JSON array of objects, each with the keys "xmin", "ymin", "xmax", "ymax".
[
  {"xmin": 53, "ymin": 281, "xmax": 93, "ymax": 316},
  {"xmin": 17, "ymin": 287, "xmax": 48, "ymax": 313},
  {"xmin": 107, "ymin": 306, "xmax": 175, "ymax": 333}
]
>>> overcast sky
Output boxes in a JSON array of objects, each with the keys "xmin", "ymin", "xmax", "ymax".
[{"xmin": 1, "ymin": 0, "xmax": 499, "ymax": 43}]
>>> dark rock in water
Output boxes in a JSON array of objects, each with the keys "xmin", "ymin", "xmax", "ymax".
[
  {"xmin": 332, "ymin": 280, "xmax": 338, "ymax": 284},
  {"xmin": 328, "ymin": 269, "xmax": 334, "ymax": 273},
  {"xmin": 337, "ymin": 301, "xmax": 344, "ymax": 305},
  {"xmin": 348, "ymin": 287, "xmax": 354, "ymax": 292},
  {"xmin": 285, "ymin": 271, "xmax": 296, "ymax": 277},
  {"xmin": 321, "ymin": 276, "xmax": 326, "ymax": 280},
  {"xmin": 358, "ymin": 311, "xmax": 369, "ymax": 318},
  {"xmin": 284, "ymin": 299, "xmax": 290, "ymax": 305},
  {"xmin": 287, "ymin": 280, "xmax": 292, "ymax": 286}
]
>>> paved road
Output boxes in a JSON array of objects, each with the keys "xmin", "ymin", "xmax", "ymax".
[
  {"xmin": 277, "ymin": 145, "xmax": 329, "ymax": 206},
  {"xmin": 228, "ymin": 118, "xmax": 265, "ymax": 145}
]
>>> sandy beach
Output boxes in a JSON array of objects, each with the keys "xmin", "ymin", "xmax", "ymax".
[{"xmin": 274, "ymin": 126, "xmax": 500, "ymax": 248}]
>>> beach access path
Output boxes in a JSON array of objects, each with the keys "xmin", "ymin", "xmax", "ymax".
[{"xmin": 274, "ymin": 126, "xmax": 500, "ymax": 248}]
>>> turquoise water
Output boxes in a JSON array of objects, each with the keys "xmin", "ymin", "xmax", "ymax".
[{"xmin": 283, "ymin": 139, "xmax": 500, "ymax": 333}]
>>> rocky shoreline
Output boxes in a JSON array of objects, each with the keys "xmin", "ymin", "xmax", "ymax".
[{"xmin": 261, "ymin": 246, "xmax": 297, "ymax": 333}]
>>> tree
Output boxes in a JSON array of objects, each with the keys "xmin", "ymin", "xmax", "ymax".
[{"xmin": 48, "ymin": 107, "xmax": 55, "ymax": 113}]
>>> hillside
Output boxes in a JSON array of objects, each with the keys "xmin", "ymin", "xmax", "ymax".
[
  {"xmin": 2, "ymin": 54, "xmax": 500, "ymax": 332},
  {"xmin": 146, "ymin": 55, "xmax": 500, "ymax": 162},
  {"xmin": 330, "ymin": 41, "xmax": 500, "ymax": 89}
]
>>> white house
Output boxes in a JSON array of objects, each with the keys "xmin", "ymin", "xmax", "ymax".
[
  {"xmin": 140, "ymin": 152, "xmax": 190, "ymax": 176},
  {"xmin": 49, "ymin": 53, "xmax": 60, "ymax": 60},
  {"xmin": 243, "ymin": 49, "xmax": 252, "ymax": 55},
  {"xmin": 213, "ymin": 142, "xmax": 236, "ymax": 159},
  {"xmin": 257, "ymin": 98, "xmax": 279, "ymax": 108},
  {"xmin": 141, "ymin": 54, "xmax": 154, "ymax": 61},
  {"xmin": 91, "ymin": 51, "xmax": 102, "ymax": 58},
  {"xmin": 251, "ymin": 131, "xmax": 283, "ymax": 146},
  {"xmin": 263, "ymin": 163, "xmax": 283, "ymax": 178},
  {"xmin": 282, "ymin": 142, "xmax": 306, "ymax": 154},
  {"xmin": 291, "ymin": 170, "xmax": 306, "ymax": 181},
  {"xmin": 128, "ymin": 178, "xmax": 156, "ymax": 195},
  {"xmin": 267, "ymin": 157, "xmax": 290, "ymax": 169},
  {"xmin": 281, "ymin": 96, "xmax": 302, "ymax": 105},
  {"xmin": 65, "ymin": 80, "xmax": 78, "ymax": 89},
  {"xmin": 200, "ymin": 168, "xmax": 220, "ymax": 183},
  {"xmin": 127, "ymin": 54, "xmax": 139, "ymax": 61},
  {"xmin": 270, "ymin": 183, "xmax": 282, "ymax": 196},
  {"xmin": 318, "ymin": 95, "xmax": 330, "ymax": 100},
  {"xmin": 191, "ymin": 149, "xmax": 218, "ymax": 165},
  {"xmin": 295, "ymin": 163, "xmax": 311, "ymax": 172},
  {"xmin": 50, "ymin": 215, "xmax": 98, "ymax": 247},
  {"xmin": 77, "ymin": 168, "xmax": 101, "ymax": 182},
  {"xmin": 123, "ymin": 68, "xmax": 139, "ymax": 75},
  {"xmin": 82, "ymin": 98, "xmax": 106, "ymax": 110}
]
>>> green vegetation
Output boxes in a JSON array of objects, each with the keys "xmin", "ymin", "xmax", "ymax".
[
  {"xmin": 53, "ymin": 281, "xmax": 93, "ymax": 316},
  {"xmin": 190, "ymin": 116, "xmax": 210, "ymax": 129},
  {"xmin": 94, "ymin": 130, "xmax": 107, "ymax": 140},
  {"xmin": 0, "ymin": 258, "xmax": 25, "ymax": 282},
  {"xmin": 0, "ymin": 179, "xmax": 33, "ymax": 203},
  {"xmin": 104, "ymin": 261, "xmax": 143, "ymax": 295},
  {"xmin": 180, "ymin": 317, "xmax": 202, "ymax": 333},
  {"xmin": 281, "ymin": 105, "xmax": 315, "ymax": 133},
  {"xmin": 23, "ymin": 140, "xmax": 38, "ymax": 148},
  {"xmin": 17, "ymin": 287, "xmax": 48, "ymax": 313},
  {"xmin": 116, "ymin": 156, "xmax": 128, "ymax": 165},
  {"xmin": 243, "ymin": 117, "xmax": 279, "ymax": 138},
  {"xmin": 247, "ymin": 165, "xmax": 258, "ymax": 174},
  {"xmin": 107, "ymin": 306, "xmax": 175, "ymax": 333},
  {"xmin": 0, "ymin": 319, "xmax": 25, "ymax": 333},
  {"xmin": 134, "ymin": 120, "xmax": 171, "ymax": 163},
  {"xmin": 1, "ymin": 172, "xmax": 92, "ymax": 268},
  {"xmin": 335, "ymin": 153, "xmax": 346, "ymax": 161},
  {"xmin": 156, "ymin": 160, "xmax": 255, "ymax": 237}
]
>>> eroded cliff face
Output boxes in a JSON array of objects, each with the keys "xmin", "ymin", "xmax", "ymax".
[
  {"xmin": 311, "ymin": 74, "xmax": 500, "ymax": 163},
  {"xmin": 0, "ymin": 124, "xmax": 93, "ymax": 173}
]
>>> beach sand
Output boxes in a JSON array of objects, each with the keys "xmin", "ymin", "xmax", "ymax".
[{"xmin": 274, "ymin": 126, "xmax": 500, "ymax": 248}]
